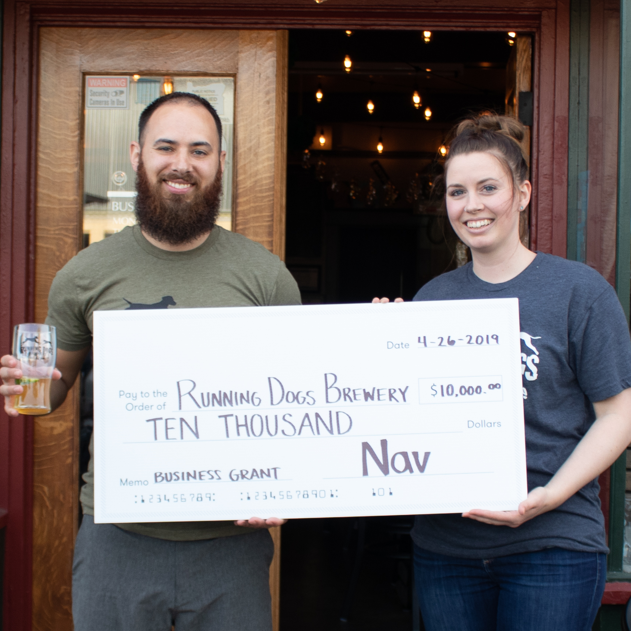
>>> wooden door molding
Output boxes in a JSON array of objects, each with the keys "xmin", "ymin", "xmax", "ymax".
[
  {"xmin": 33, "ymin": 26, "xmax": 287, "ymax": 631},
  {"xmin": 1, "ymin": 2, "xmax": 570, "ymax": 630}
]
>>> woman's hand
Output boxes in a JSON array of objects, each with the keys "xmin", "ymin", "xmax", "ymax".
[
  {"xmin": 464, "ymin": 388, "xmax": 631, "ymax": 529},
  {"xmin": 371, "ymin": 297, "xmax": 405, "ymax": 303},
  {"xmin": 462, "ymin": 486, "xmax": 556, "ymax": 528},
  {"xmin": 234, "ymin": 517, "xmax": 287, "ymax": 528}
]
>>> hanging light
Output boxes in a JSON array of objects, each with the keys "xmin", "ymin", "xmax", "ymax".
[
  {"xmin": 423, "ymin": 30, "xmax": 432, "ymax": 43},
  {"xmin": 344, "ymin": 55, "xmax": 352, "ymax": 72},
  {"xmin": 412, "ymin": 90, "xmax": 422, "ymax": 109},
  {"xmin": 316, "ymin": 84, "xmax": 324, "ymax": 103},
  {"xmin": 319, "ymin": 129, "xmax": 326, "ymax": 146},
  {"xmin": 367, "ymin": 99, "xmax": 375, "ymax": 114},
  {"xmin": 162, "ymin": 76, "xmax": 174, "ymax": 95},
  {"xmin": 377, "ymin": 136, "xmax": 384, "ymax": 153},
  {"xmin": 507, "ymin": 31, "xmax": 516, "ymax": 46},
  {"xmin": 346, "ymin": 30, "xmax": 353, "ymax": 36},
  {"xmin": 424, "ymin": 107, "xmax": 432, "ymax": 121},
  {"xmin": 132, "ymin": 74, "xmax": 140, "ymax": 82},
  {"xmin": 438, "ymin": 144, "xmax": 448, "ymax": 157}
]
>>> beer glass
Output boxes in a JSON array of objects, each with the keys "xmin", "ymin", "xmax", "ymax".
[{"xmin": 12, "ymin": 323, "xmax": 57, "ymax": 415}]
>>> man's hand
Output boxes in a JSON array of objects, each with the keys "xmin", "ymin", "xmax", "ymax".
[
  {"xmin": 0, "ymin": 354, "xmax": 62, "ymax": 417},
  {"xmin": 1, "ymin": 348, "xmax": 89, "ymax": 416},
  {"xmin": 234, "ymin": 517, "xmax": 287, "ymax": 528},
  {"xmin": 462, "ymin": 487, "xmax": 555, "ymax": 528}
]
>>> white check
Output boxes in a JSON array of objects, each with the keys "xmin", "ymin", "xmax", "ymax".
[{"xmin": 93, "ymin": 299, "xmax": 527, "ymax": 523}]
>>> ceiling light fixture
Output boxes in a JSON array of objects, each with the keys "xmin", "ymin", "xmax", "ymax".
[
  {"xmin": 423, "ymin": 31, "xmax": 432, "ymax": 43},
  {"xmin": 412, "ymin": 90, "xmax": 422, "ymax": 109},
  {"xmin": 424, "ymin": 107, "xmax": 432, "ymax": 121},
  {"xmin": 132, "ymin": 74, "xmax": 140, "ymax": 82},
  {"xmin": 377, "ymin": 136, "xmax": 384, "ymax": 153},
  {"xmin": 316, "ymin": 84, "xmax": 323, "ymax": 102},
  {"xmin": 439, "ymin": 144, "xmax": 448, "ymax": 157},
  {"xmin": 367, "ymin": 99, "xmax": 375, "ymax": 114},
  {"xmin": 319, "ymin": 129, "xmax": 326, "ymax": 146},
  {"xmin": 162, "ymin": 76, "xmax": 174, "ymax": 95},
  {"xmin": 346, "ymin": 30, "xmax": 353, "ymax": 36},
  {"xmin": 344, "ymin": 55, "xmax": 352, "ymax": 72}
]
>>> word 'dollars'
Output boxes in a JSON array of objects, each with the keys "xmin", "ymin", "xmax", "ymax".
[{"xmin": 362, "ymin": 439, "xmax": 431, "ymax": 476}]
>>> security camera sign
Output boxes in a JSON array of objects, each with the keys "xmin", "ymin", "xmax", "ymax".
[{"xmin": 86, "ymin": 76, "xmax": 129, "ymax": 109}]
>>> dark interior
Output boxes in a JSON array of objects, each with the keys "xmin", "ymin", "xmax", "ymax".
[{"xmin": 280, "ymin": 28, "xmax": 512, "ymax": 631}]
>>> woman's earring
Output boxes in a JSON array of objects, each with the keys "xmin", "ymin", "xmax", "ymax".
[{"xmin": 520, "ymin": 206, "xmax": 524, "ymax": 210}]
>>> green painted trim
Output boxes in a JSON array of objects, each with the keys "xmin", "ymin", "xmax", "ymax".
[
  {"xmin": 606, "ymin": 570, "xmax": 631, "ymax": 581},
  {"xmin": 609, "ymin": 454, "xmax": 627, "ymax": 573},
  {"xmin": 610, "ymin": 0, "xmax": 631, "ymax": 578},
  {"xmin": 617, "ymin": 0, "xmax": 631, "ymax": 324},
  {"xmin": 567, "ymin": 0, "xmax": 591, "ymax": 263},
  {"xmin": 593, "ymin": 605, "xmax": 624, "ymax": 631}
]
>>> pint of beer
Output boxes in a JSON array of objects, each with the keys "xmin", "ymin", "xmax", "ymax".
[{"xmin": 12, "ymin": 324, "xmax": 57, "ymax": 415}]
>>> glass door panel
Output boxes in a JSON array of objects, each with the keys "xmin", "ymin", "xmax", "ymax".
[{"xmin": 82, "ymin": 75, "xmax": 235, "ymax": 245}]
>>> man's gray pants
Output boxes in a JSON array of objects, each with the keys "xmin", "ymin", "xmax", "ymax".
[{"xmin": 72, "ymin": 516, "xmax": 274, "ymax": 631}]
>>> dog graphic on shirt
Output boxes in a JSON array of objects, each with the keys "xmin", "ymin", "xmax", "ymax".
[{"xmin": 520, "ymin": 332, "xmax": 541, "ymax": 399}]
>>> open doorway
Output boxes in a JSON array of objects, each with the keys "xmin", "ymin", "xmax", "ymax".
[{"xmin": 281, "ymin": 28, "xmax": 526, "ymax": 631}]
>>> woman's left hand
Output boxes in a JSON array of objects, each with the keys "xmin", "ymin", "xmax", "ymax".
[
  {"xmin": 462, "ymin": 486, "xmax": 555, "ymax": 528},
  {"xmin": 234, "ymin": 517, "xmax": 287, "ymax": 528},
  {"xmin": 465, "ymin": 388, "xmax": 631, "ymax": 528}
]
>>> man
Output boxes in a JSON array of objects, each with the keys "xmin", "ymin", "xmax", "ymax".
[{"xmin": 1, "ymin": 92, "xmax": 300, "ymax": 631}]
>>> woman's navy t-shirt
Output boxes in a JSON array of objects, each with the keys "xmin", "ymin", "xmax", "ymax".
[{"xmin": 411, "ymin": 252, "xmax": 631, "ymax": 558}]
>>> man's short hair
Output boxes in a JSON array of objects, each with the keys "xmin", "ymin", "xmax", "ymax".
[{"xmin": 138, "ymin": 92, "xmax": 223, "ymax": 149}]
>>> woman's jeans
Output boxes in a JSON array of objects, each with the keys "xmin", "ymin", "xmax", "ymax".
[{"xmin": 413, "ymin": 545, "xmax": 606, "ymax": 631}]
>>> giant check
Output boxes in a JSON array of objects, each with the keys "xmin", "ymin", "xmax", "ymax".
[{"xmin": 93, "ymin": 299, "xmax": 527, "ymax": 523}]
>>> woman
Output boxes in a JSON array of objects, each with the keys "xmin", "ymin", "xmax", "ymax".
[{"xmin": 387, "ymin": 114, "xmax": 631, "ymax": 631}]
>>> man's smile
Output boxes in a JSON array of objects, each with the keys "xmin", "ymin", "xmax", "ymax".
[{"xmin": 164, "ymin": 179, "xmax": 195, "ymax": 194}]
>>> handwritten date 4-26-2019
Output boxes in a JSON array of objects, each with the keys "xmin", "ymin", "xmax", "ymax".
[{"xmin": 417, "ymin": 334, "xmax": 500, "ymax": 348}]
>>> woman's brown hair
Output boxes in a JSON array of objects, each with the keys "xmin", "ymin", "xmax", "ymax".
[{"xmin": 445, "ymin": 112, "xmax": 529, "ymax": 193}]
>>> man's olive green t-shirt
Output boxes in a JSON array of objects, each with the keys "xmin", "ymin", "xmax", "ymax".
[{"xmin": 46, "ymin": 224, "xmax": 301, "ymax": 541}]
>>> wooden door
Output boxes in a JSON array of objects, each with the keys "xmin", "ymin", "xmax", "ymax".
[
  {"xmin": 505, "ymin": 35, "xmax": 533, "ymax": 245},
  {"xmin": 34, "ymin": 28, "xmax": 288, "ymax": 631}
]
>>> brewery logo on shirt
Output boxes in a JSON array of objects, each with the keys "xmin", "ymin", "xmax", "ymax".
[{"xmin": 520, "ymin": 332, "xmax": 541, "ymax": 399}]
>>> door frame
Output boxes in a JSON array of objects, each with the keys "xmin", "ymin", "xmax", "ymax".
[{"xmin": 1, "ymin": 1, "xmax": 569, "ymax": 630}]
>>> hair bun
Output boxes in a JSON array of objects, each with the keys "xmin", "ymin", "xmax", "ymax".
[
  {"xmin": 453, "ymin": 112, "xmax": 525, "ymax": 145},
  {"xmin": 445, "ymin": 111, "xmax": 529, "ymax": 188}
]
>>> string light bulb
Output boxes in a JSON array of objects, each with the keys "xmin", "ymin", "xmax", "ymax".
[
  {"xmin": 412, "ymin": 90, "xmax": 422, "ymax": 109},
  {"xmin": 319, "ymin": 129, "xmax": 326, "ymax": 147},
  {"xmin": 507, "ymin": 31, "xmax": 516, "ymax": 46},
  {"xmin": 438, "ymin": 144, "xmax": 448, "ymax": 157},
  {"xmin": 344, "ymin": 55, "xmax": 352, "ymax": 72},
  {"xmin": 346, "ymin": 30, "xmax": 353, "ymax": 36},
  {"xmin": 367, "ymin": 99, "xmax": 375, "ymax": 114},
  {"xmin": 377, "ymin": 136, "xmax": 384, "ymax": 154},
  {"xmin": 132, "ymin": 74, "xmax": 140, "ymax": 82},
  {"xmin": 423, "ymin": 30, "xmax": 432, "ymax": 43},
  {"xmin": 424, "ymin": 107, "xmax": 432, "ymax": 121},
  {"xmin": 162, "ymin": 76, "xmax": 174, "ymax": 95},
  {"xmin": 316, "ymin": 84, "xmax": 323, "ymax": 103}
]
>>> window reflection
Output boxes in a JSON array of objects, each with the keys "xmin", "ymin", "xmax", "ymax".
[{"xmin": 83, "ymin": 75, "xmax": 234, "ymax": 246}]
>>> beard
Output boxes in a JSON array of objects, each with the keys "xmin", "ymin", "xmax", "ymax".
[{"xmin": 134, "ymin": 158, "xmax": 223, "ymax": 246}]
